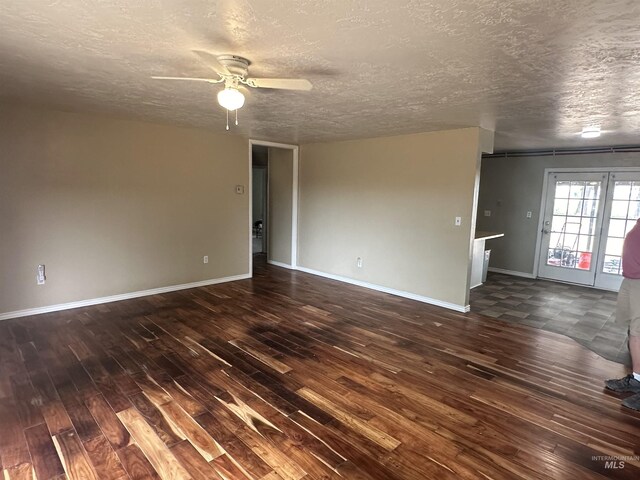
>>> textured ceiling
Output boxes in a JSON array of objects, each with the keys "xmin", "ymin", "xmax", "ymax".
[{"xmin": 1, "ymin": 1, "xmax": 639, "ymax": 150}]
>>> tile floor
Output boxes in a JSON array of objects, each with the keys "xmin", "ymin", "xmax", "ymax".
[{"xmin": 470, "ymin": 273, "xmax": 631, "ymax": 365}]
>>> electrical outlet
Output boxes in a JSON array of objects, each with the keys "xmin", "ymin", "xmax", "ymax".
[
  {"xmin": 356, "ymin": 257, "xmax": 363, "ymax": 268},
  {"xmin": 455, "ymin": 217, "xmax": 462, "ymax": 226},
  {"xmin": 526, "ymin": 211, "xmax": 533, "ymax": 219},
  {"xmin": 36, "ymin": 264, "xmax": 46, "ymax": 285},
  {"xmin": 484, "ymin": 210, "xmax": 491, "ymax": 217},
  {"xmin": 235, "ymin": 185, "xmax": 245, "ymax": 194},
  {"xmin": 203, "ymin": 256, "xmax": 209, "ymax": 264}
]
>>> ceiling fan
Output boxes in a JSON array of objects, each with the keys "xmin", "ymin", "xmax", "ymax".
[{"xmin": 153, "ymin": 51, "xmax": 313, "ymax": 130}]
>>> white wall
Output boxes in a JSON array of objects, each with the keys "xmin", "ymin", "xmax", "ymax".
[
  {"xmin": 0, "ymin": 104, "xmax": 249, "ymax": 315},
  {"xmin": 298, "ymin": 127, "xmax": 490, "ymax": 309},
  {"xmin": 267, "ymin": 148, "xmax": 294, "ymax": 266}
]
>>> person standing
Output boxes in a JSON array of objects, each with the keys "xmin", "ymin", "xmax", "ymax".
[{"xmin": 605, "ymin": 217, "xmax": 640, "ymax": 410}]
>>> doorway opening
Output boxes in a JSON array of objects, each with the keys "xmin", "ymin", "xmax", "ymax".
[
  {"xmin": 249, "ymin": 140, "xmax": 299, "ymax": 274},
  {"xmin": 252, "ymin": 146, "xmax": 268, "ymax": 255},
  {"xmin": 536, "ymin": 169, "xmax": 640, "ymax": 290}
]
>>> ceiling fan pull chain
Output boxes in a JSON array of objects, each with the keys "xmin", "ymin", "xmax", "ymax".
[
  {"xmin": 226, "ymin": 109, "xmax": 229, "ymax": 131},
  {"xmin": 235, "ymin": 109, "xmax": 239, "ymax": 126}
]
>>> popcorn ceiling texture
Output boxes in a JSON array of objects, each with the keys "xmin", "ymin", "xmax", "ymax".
[{"xmin": 1, "ymin": 0, "xmax": 639, "ymax": 149}]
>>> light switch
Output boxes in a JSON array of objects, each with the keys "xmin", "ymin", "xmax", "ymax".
[
  {"xmin": 484, "ymin": 210, "xmax": 491, "ymax": 217},
  {"xmin": 455, "ymin": 217, "xmax": 462, "ymax": 226},
  {"xmin": 235, "ymin": 185, "xmax": 245, "ymax": 194},
  {"xmin": 526, "ymin": 211, "xmax": 533, "ymax": 218}
]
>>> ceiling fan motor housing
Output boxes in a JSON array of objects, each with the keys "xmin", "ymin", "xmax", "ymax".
[{"xmin": 217, "ymin": 54, "xmax": 251, "ymax": 77}]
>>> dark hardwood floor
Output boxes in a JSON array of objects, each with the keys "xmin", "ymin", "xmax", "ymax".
[{"xmin": 1, "ymin": 260, "xmax": 639, "ymax": 480}]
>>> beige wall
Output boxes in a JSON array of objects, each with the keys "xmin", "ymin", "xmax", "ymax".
[
  {"xmin": 0, "ymin": 105, "xmax": 249, "ymax": 315},
  {"xmin": 298, "ymin": 127, "xmax": 487, "ymax": 308},
  {"xmin": 267, "ymin": 148, "xmax": 294, "ymax": 265},
  {"xmin": 477, "ymin": 151, "xmax": 640, "ymax": 274}
]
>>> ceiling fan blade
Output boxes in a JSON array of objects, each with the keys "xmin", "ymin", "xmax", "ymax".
[
  {"xmin": 192, "ymin": 50, "xmax": 230, "ymax": 75},
  {"xmin": 151, "ymin": 76, "xmax": 221, "ymax": 83},
  {"xmin": 249, "ymin": 78, "xmax": 313, "ymax": 91}
]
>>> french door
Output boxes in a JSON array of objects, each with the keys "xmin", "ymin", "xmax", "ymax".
[
  {"xmin": 594, "ymin": 172, "xmax": 640, "ymax": 290},
  {"xmin": 537, "ymin": 170, "xmax": 640, "ymax": 290},
  {"xmin": 538, "ymin": 173, "xmax": 607, "ymax": 285}
]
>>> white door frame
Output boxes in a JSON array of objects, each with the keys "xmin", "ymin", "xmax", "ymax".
[
  {"xmin": 533, "ymin": 166, "xmax": 640, "ymax": 282},
  {"xmin": 248, "ymin": 139, "xmax": 299, "ymax": 275}
]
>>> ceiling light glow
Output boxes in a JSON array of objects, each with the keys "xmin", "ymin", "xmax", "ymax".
[
  {"xmin": 581, "ymin": 126, "xmax": 601, "ymax": 139},
  {"xmin": 217, "ymin": 87, "xmax": 245, "ymax": 111}
]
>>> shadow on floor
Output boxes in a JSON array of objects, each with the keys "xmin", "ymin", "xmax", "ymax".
[{"xmin": 470, "ymin": 273, "xmax": 631, "ymax": 365}]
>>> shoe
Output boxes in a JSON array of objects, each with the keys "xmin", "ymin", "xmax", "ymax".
[
  {"xmin": 605, "ymin": 374, "xmax": 640, "ymax": 393},
  {"xmin": 622, "ymin": 393, "xmax": 640, "ymax": 411}
]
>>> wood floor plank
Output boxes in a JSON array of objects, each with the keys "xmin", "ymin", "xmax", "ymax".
[
  {"xmin": 194, "ymin": 411, "xmax": 274, "ymax": 478},
  {"xmin": 297, "ymin": 387, "xmax": 401, "ymax": 451},
  {"xmin": 84, "ymin": 394, "xmax": 130, "ymax": 449},
  {"xmin": 47, "ymin": 364, "xmax": 103, "ymax": 443},
  {"xmin": 210, "ymin": 453, "xmax": 253, "ymax": 480},
  {"xmin": 40, "ymin": 400, "xmax": 74, "ymax": 437},
  {"xmin": 1, "ymin": 462, "xmax": 35, "ymax": 480},
  {"xmin": 82, "ymin": 435, "xmax": 129, "ymax": 480},
  {"xmin": 289, "ymin": 411, "xmax": 404, "ymax": 480},
  {"xmin": 116, "ymin": 443, "xmax": 162, "ymax": 480},
  {"xmin": 10, "ymin": 375, "xmax": 45, "ymax": 429},
  {"xmin": 169, "ymin": 440, "xmax": 223, "ymax": 480},
  {"xmin": 130, "ymin": 371, "xmax": 174, "ymax": 408},
  {"xmin": 0, "ymin": 398, "xmax": 31, "ymax": 469},
  {"xmin": 157, "ymin": 401, "xmax": 224, "ymax": 461},
  {"xmin": 128, "ymin": 393, "xmax": 183, "ymax": 447},
  {"xmin": 52, "ymin": 430, "xmax": 99, "ymax": 480},
  {"xmin": 24, "ymin": 423, "xmax": 65, "ymax": 480},
  {"xmin": 205, "ymin": 394, "xmax": 306, "ymax": 480},
  {"xmin": 116, "ymin": 407, "xmax": 192, "ymax": 480},
  {"xmin": 76, "ymin": 358, "xmax": 131, "ymax": 413},
  {"xmin": 153, "ymin": 375, "xmax": 207, "ymax": 418},
  {"xmin": 228, "ymin": 338, "xmax": 293, "ymax": 374}
]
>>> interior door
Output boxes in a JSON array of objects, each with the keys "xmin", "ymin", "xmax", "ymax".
[
  {"xmin": 594, "ymin": 172, "xmax": 640, "ymax": 290},
  {"xmin": 537, "ymin": 172, "xmax": 607, "ymax": 285}
]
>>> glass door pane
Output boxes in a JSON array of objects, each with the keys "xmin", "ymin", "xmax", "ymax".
[
  {"xmin": 538, "ymin": 172, "xmax": 607, "ymax": 286},
  {"xmin": 595, "ymin": 173, "xmax": 640, "ymax": 290},
  {"xmin": 546, "ymin": 180, "xmax": 601, "ymax": 271}
]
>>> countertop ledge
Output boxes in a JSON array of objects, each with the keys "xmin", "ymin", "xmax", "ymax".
[{"xmin": 475, "ymin": 231, "xmax": 505, "ymax": 241}]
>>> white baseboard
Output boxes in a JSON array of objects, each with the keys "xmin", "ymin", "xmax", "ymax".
[
  {"xmin": 296, "ymin": 266, "xmax": 469, "ymax": 313},
  {"xmin": 488, "ymin": 267, "xmax": 536, "ymax": 279},
  {"xmin": 0, "ymin": 273, "xmax": 252, "ymax": 321},
  {"xmin": 267, "ymin": 259, "xmax": 295, "ymax": 270}
]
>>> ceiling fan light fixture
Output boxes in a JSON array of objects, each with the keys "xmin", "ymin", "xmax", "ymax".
[
  {"xmin": 581, "ymin": 126, "xmax": 601, "ymax": 139},
  {"xmin": 217, "ymin": 87, "xmax": 245, "ymax": 111}
]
